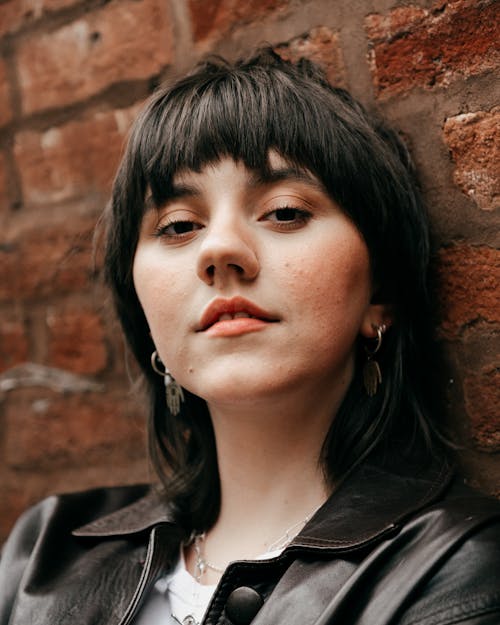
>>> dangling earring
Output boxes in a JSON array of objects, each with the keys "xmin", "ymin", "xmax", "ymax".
[
  {"xmin": 150, "ymin": 351, "xmax": 185, "ymax": 416},
  {"xmin": 363, "ymin": 324, "xmax": 387, "ymax": 397}
]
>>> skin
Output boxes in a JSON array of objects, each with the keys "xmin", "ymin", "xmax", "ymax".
[{"xmin": 133, "ymin": 155, "xmax": 391, "ymax": 582}]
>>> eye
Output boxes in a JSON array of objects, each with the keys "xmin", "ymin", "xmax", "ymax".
[
  {"xmin": 263, "ymin": 207, "xmax": 312, "ymax": 229},
  {"xmin": 154, "ymin": 219, "xmax": 202, "ymax": 240}
]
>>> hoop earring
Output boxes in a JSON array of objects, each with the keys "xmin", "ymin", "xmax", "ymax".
[
  {"xmin": 150, "ymin": 351, "xmax": 185, "ymax": 416},
  {"xmin": 363, "ymin": 324, "xmax": 387, "ymax": 397}
]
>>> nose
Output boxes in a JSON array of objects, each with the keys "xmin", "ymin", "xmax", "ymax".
[{"xmin": 196, "ymin": 217, "xmax": 259, "ymax": 287}]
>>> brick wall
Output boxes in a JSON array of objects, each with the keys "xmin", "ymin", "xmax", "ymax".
[{"xmin": 0, "ymin": 0, "xmax": 498, "ymax": 542}]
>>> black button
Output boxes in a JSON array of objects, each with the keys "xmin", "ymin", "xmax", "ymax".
[{"xmin": 225, "ymin": 586, "xmax": 264, "ymax": 625}]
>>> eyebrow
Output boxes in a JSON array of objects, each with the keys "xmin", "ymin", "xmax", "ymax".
[
  {"xmin": 168, "ymin": 183, "xmax": 202, "ymax": 201},
  {"xmin": 144, "ymin": 183, "xmax": 201, "ymax": 213},
  {"xmin": 248, "ymin": 167, "xmax": 327, "ymax": 194}
]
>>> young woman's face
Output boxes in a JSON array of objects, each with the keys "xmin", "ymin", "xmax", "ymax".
[{"xmin": 133, "ymin": 156, "xmax": 386, "ymax": 407}]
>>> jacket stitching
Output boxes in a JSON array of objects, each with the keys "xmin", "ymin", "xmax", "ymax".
[{"xmin": 402, "ymin": 592, "xmax": 500, "ymax": 625}]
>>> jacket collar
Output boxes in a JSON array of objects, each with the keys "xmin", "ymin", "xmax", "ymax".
[
  {"xmin": 74, "ymin": 458, "xmax": 453, "ymax": 550},
  {"xmin": 291, "ymin": 457, "xmax": 453, "ymax": 550},
  {"xmin": 73, "ymin": 487, "xmax": 176, "ymax": 537}
]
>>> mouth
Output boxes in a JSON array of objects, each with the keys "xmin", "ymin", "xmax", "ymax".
[{"xmin": 197, "ymin": 296, "xmax": 279, "ymax": 335}]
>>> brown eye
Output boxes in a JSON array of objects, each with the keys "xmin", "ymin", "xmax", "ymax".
[
  {"xmin": 155, "ymin": 220, "xmax": 202, "ymax": 239},
  {"xmin": 264, "ymin": 207, "xmax": 311, "ymax": 228},
  {"xmin": 274, "ymin": 208, "xmax": 300, "ymax": 221}
]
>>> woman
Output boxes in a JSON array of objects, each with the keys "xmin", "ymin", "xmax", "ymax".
[{"xmin": 0, "ymin": 50, "xmax": 499, "ymax": 625}]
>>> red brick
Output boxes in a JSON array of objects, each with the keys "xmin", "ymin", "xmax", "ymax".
[
  {"xmin": 188, "ymin": 0, "xmax": 289, "ymax": 42},
  {"xmin": 275, "ymin": 27, "xmax": 346, "ymax": 88},
  {"xmin": 0, "ymin": 152, "xmax": 8, "ymax": 214},
  {"xmin": 364, "ymin": 6, "xmax": 428, "ymax": 40},
  {"xmin": 0, "ymin": 0, "xmax": 78, "ymax": 37},
  {"xmin": 4, "ymin": 389, "xmax": 146, "ymax": 469},
  {"xmin": 366, "ymin": 0, "xmax": 500, "ymax": 98},
  {"xmin": 443, "ymin": 109, "xmax": 500, "ymax": 211},
  {"xmin": 464, "ymin": 365, "xmax": 500, "ymax": 451},
  {"xmin": 436, "ymin": 244, "xmax": 500, "ymax": 336},
  {"xmin": 0, "ymin": 57, "xmax": 12, "ymax": 128},
  {"xmin": 17, "ymin": 0, "xmax": 173, "ymax": 114},
  {"xmin": 0, "ymin": 318, "xmax": 29, "ymax": 373},
  {"xmin": 0, "ymin": 485, "xmax": 34, "ymax": 546},
  {"xmin": 14, "ymin": 104, "xmax": 140, "ymax": 206},
  {"xmin": 46, "ymin": 309, "xmax": 107, "ymax": 374},
  {"xmin": 0, "ymin": 217, "xmax": 97, "ymax": 301}
]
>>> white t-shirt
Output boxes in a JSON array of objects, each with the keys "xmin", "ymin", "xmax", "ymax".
[{"xmin": 133, "ymin": 551, "xmax": 216, "ymax": 625}]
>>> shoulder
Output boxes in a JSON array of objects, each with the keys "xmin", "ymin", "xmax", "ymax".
[
  {"xmin": 2, "ymin": 482, "xmax": 152, "ymax": 551},
  {"xmin": 0, "ymin": 483, "xmax": 153, "ymax": 623},
  {"xmin": 398, "ymin": 480, "xmax": 500, "ymax": 625},
  {"xmin": 422, "ymin": 477, "xmax": 500, "ymax": 538}
]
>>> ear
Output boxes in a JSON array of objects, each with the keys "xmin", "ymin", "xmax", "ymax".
[{"xmin": 359, "ymin": 303, "xmax": 393, "ymax": 339}]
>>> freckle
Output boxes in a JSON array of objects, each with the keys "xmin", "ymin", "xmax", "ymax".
[{"xmin": 188, "ymin": 367, "xmax": 194, "ymax": 373}]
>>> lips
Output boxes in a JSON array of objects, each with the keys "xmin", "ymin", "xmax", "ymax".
[{"xmin": 197, "ymin": 296, "xmax": 279, "ymax": 333}]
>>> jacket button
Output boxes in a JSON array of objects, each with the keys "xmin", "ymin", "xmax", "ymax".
[{"xmin": 225, "ymin": 586, "xmax": 263, "ymax": 625}]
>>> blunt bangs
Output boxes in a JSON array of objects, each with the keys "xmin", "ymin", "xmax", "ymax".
[{"xmin": 131, "ymin": 58, "xmax": 402, "ymax": 221}]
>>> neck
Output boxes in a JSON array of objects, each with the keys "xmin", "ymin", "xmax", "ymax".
[
  {"xmin": 212, "ymin": 395, "xmax": 332, "ymax": 525},
  {"xmin": 185, "ymin": 386, "xmax": 339, "ymax": 584}
]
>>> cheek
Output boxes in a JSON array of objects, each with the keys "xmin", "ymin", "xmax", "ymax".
[
  {"xmin": 133, "ymin": 248, "xmax": 179, "ymax": 328},
  {"xmin": 286, "ymin": 236, "xmax": 371, "ymax": 331},
  {"xmin": 133, "ymin": 251, "xmax": 192, "ymax": 371}
]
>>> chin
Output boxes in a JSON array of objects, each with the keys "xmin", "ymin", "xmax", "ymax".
[
  {"xmin": 190, "ymin": 372, "xmax": 291, "ymax": 405},
  {"xmin": 201, "ymin": 382, "xmax": 274, "ymax": 404}
]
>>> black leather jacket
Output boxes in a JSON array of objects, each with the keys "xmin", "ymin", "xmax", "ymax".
[{"xmin": 1, "ymin": 460, "xmax": 499, "ymax": 625}]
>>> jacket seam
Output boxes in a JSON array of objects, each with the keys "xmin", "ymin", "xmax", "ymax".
[{"xmin": 402, "ymin": 593, "xmax": 500, "ymax": 625}]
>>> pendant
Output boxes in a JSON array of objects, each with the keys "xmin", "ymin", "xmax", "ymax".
[
  {"xmin": 165, "ymin": 375, "xmax": 185, "ymax": 416},
  {"xmin": 363, "ymin": 359, "xmax": 382, "ymax": 397},
  {"xmin": 171, "ymin": 614, "xmax": 199, "ymax": 625}
]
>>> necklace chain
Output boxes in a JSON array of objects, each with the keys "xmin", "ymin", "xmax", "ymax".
[
  {"xmin": 192, "ymin": 506, "xmax": 319, "ymax": 581},
  {"xmin": 194, "ymin": 532, "xmax": 225, "ymax": 578},
  {"xmin": 171, "ymin": 615, "xmax": 198, "ymax": 625}
]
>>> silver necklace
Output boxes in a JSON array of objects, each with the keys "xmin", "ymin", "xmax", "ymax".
[
  {"xmin": 192, "ymin": 506, "xmax": 318, "ymax": 580},
  {"xmin": 193, "ymin": 532, "xmax": 224, "ymax": 579},
  {"xmin": 171, "ymin": 615, "xmax": 198, "ymax": 625}
]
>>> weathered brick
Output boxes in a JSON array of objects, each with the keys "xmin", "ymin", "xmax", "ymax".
[
  {"xmin": 17, "ymin": 0, "xmax": 173, "ymax": 114},
  {"xmin": 275, "ymin": 27, "xmax": 346, "ymax": 88},
  {"xmin": 4, "ymin": 389, "xmax": 146, "ymax": 469},
  {"xmin": 0, "ymin": 57, "xmax": 12, "ymax": 128},
  {"xmin": 364, "ymin": 5, "xmax": 428, "ymax": 40},
  {"xmin": 46, "ymin": 308, "xmax": 107, "ymax": 374},
  {"xmin": 0, "ymin": 318, "xmax": 29, "ymax": 373},
  {"xmin": 464, "ymin": 365, "xmax": 500, "ymax": 451},
  {"xmin": 366, "ymin": 0, "xmax": 500, "ymax": 98},
  {"xmin": 443, "ymin": 109, "xmax": 500, "ymax": 211},
  {"xmin": 0, "ymin": 485, "xmax": 34, "ymax": 546},
  {"xmin": 436, "ymin": 244, "xmax": 500, "ymax": 336},
  {"xmin": 0, "ymin": 217, "xmax": 97, "ymax": 301},
  {"xmin": 14, "ymin": 104, "xmax": 140, "ymax": 206},
  {"xmin": 188, "ymin": 0, "xmax": 289, "ymax": 42},
  {"xmin": 0, "ymin": 152, "xmax": 8, "ymax": 214},
  {"xmin": 0, "ymin": 0, "xmax": 78, "ymax": 37}
]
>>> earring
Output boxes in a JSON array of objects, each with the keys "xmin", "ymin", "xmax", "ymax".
[
  {"xmin": 150, "ymin": 351, "xmax": 185, "ymax": 416},
  {"xmin": 363, "ymin": 324, "xmax": 387, "ymax": 397}
]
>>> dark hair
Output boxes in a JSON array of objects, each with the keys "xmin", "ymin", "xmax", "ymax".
[{"xmin": 104, "ymin": 49, "xmax": 447, "ymax": 531}]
